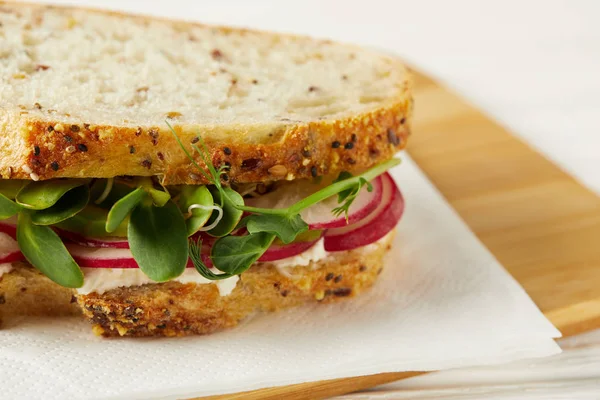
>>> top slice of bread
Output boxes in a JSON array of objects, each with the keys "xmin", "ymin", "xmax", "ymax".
[{"xmin": 0, "ymin": 3, "xmax": 412, "ymax": 184}]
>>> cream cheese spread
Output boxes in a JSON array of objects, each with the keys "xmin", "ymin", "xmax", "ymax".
[
  {"xmin": 77, "ymin": 268, "xmax": 239, "ymax": 296},
  {"xmin": 0, "ymin": 263, "xmax": 13, "ymax": 278}
]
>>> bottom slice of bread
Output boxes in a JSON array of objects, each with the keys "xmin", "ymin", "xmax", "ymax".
[{"xmin": 0, "ymin": 231, "xmax": 393, "ymax": 337}]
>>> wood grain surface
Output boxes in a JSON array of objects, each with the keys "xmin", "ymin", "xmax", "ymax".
[{"xmin": 199, "ymin": 70, "xmax": 600, "ymax": 400}]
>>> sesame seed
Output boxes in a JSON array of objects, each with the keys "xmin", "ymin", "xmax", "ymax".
[
  {"xmin": 344, "ymin": 142, "xmax": 354, "ymax": 150},
  {"xmin": 50, "ymin": 161, "xmax": 59, "ymax": 171},
  {"xmin": 302, "ymin": 149, "xmax": 311, "ymax": 157},
  {"xmin": 70, "ymin": 124, "xmax": 80, "ymax": 132},
  {"xmin": 346, "ymin": 158, "xmax": 356, "ymax": 164},
  {"xmin": 77, "ymin": 143, "xmax": 88, "ymax": 152},
  {"xmin": 22, "ymin": 165, "xmax": 33, "ymax": 174},
  {"xmin": 325, "ymin": 273, "xmax": 334, "ymax": 281},
  {"xmin": 64, "ymin": 135, "xmax": 73, "ymax": 143},
  {"xmin": 387, "ymin": 128, "xmax": 400, "ymax": 146},
  {"xmin": 53, "ymin": 123, "xmax": 64, "ymax": 132},
  {"xmin": 47, "ymin": 125, "xmax": 54, "ymax": 132},
  {"xmin": 359, "ymin": 265, "xmax": 367, "ymax": 272},
  {"xmin": 311, "ymin": 166, "xmax": 317, "ymax": 177},
  {"xmin": 331, "ymin": 141, "xmax": 341, "ymax": 149},
  {"xmin": 33, "ymin": 146, "xmax": 40, "ymax": 156},
  {"xmin": 223, "ymin": 147, "xmax": 232, "ymax": 155},
  {"xmin": 191, "ymin": 136, "xmax": 199, "ymax": 144},
  {"xmin": 129, "ymin": 146, "xmax": 135, "ymax": 154},
  {"xmin": 334, "ymin": 274, "xmax": 343, "ymax": 283},
  {"xmin": 351, "ymin": 134, "xmax": 357, "ymax": 142},
  {"xmin": 65, "ymin": 145, "xmax": 76, "ymax": 153},
  {"xmin": 400, "ymin": 117, "xmax": 406, "ymax": 124},
  {"xmin": 157, "ymin": 152, "xmax": 164, "ymax": 161},
  {"xmin": 30, "ymin": 172, "xmax": 39, "ymax": 181},
  {"xmin": 222, "ymin": 174, "xmax": 229, "ymax": 181}
]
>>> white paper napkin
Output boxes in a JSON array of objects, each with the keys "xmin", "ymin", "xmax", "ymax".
[{"xmin": 0, "ymin": 156, "xmax": 560, "ymax": 400}]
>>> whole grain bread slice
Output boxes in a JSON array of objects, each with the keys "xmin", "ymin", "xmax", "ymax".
[{"xmin": 0, "ymin": 2, "xmax": 411, "ymax": 184}]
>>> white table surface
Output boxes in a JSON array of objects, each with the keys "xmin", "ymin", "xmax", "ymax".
[{"xmin": 29, "ymin": 0, "xmax": 600, "ymax": 398}]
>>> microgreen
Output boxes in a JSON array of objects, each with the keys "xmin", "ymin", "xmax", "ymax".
[
  {"xmin": 0, "ymin": 193, "xmax": 21, "ymax": 219},
  {"xmin": 94, "ymin": 178, "xmax": 114, "ymax": 204},
  {"xmin": 206, "ymin": 186, "xmax": 243, "ymax": 237},
  {"xmin": 105, "ymin": 187, "xmax": 146, "ymax": 233},
  {"xmin": 128, "ymin": 199, "xmax": 188, "ymax": 282},
  {"xmin": 58, "ymin": 205, "xmax": 128, "ymax": 238},
  {"xmin": 188, "ymin": 237, "xmax": 234, "ymax": 280},
  {"xmin": 244, "ymin": 214, "xmax": 308, "ymax": 244},
  {"xmin": 31, "ymin": 185, "xmax": 90, "ymax": 225},
  {"xmin": 0, "ymin": 180, "xmax": 27, "ymax": 199},
  {"xmin": 210, "ymin": 232, "xmax": 276, "ymax": 275},
  {"xmin": 17, "ymin": 211, "xmax": 84, "ymax": 288},
  {"xmin": 16, "ymin": 179, "xmax": 89, "ymax": 210},
  {"xmin": 178, "ymin": 185, "xmax": 214, "ymax": 236}
]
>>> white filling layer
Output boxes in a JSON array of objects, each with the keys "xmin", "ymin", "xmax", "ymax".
[
  {"xmin": 77, "ymin": 268, "xmax": 239, "ymax": 296},
  {"xmin": 0, "ymin": 263, "xmax": 13, "ymax": 278},
  {"xmin": 269, "ymin": 238, "xmax": 329, "ymax": 268}
]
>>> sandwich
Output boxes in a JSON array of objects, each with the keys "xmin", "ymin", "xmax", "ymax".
[{"xmin": 0, "ymin": 3, "xmax": 411, "ymax": 337}]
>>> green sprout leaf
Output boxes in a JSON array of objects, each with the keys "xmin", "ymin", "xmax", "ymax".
[
  {"xmin": 90, "ymin": 180, "xmax": 135, "ymax": 208},
  {"xmin": 106, "ymin": 187, "xmax": 146, "ymax": 233},
  {"xmin": 0, "ymin": 194, "xmax": 21, "ymax": 220},
  {"xmin": 0, "ymin": 180, "xmax": 27, "ymax": 199},
  {"xmin": 245, "ymin": 214, "xmax": 308, "ymax": 244},
  {"xmin": 211, "ymin": 232, "xmax": 276, "ymax": 275},
  {"xmin": 57, "ymin": 205, "xmax": 128, "ymax": 238},
  {"xmin": 17, "ymin": 211, "xmax": 83, "ymax": 288},
  {"xmin": 332, "ymin": 177, "xmax": 373, "ymax": 220},
  {"xmin": 206, "ymin": 187, "xmax": 243, "ymax": 237},
  {"xmin": 147, "ymin": 187, "xmax": 171, "ymax": 207},
  {"xmin": 128, "ymin": 199, "xmax": 188, "ymax": 282},
  {"xmin": 333, "ymin": 171, "xmax": 354, "ymax": 203},
  {"xmin": 16, "ymin": 179, "xmax": 88, "ymax": 210},
  {"xmin": 188, "ymin": 237, "xmax": 234, "ymax": 280},
  {"xmin": 31, "ymin": 185, "xmax": 90, "ymax": 225},
  {"xmin": 179, "ymin": 185, "xmax": 214, "ymax": 236}
]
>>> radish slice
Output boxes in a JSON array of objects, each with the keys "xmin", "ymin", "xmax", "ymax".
[
  {"xmin": 66, "ymin": 243, "xmax": 214, "ymax": 269},
  {"xmin": 66, "ymin": 245, "xmax": 139, "ymax": 268},
  {"xmin": 0, "ymin": 222, "xmax": 17, "ymax": 240},
  {"xmin": 58, "ymin": 229, "xmax": 130, "ymax": 249},
  {"xmin": 0, "ymin": 231, "xmax": 24, "ymax": 263},
  {"xmin": 324, "ymin": 173, "xmax": 404, "ymax": 252},
  {"xmin": 258, "ymin": 233, "xmax": 324, "ymax": 262},
  {"xmin": 246, "ymin": 176, "xmax": 383, "ymax": 230}
]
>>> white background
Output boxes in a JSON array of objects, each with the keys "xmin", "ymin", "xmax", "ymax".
[{"xmin": 29, "ymin": 0, "xmax": 600, "ymax": 398}]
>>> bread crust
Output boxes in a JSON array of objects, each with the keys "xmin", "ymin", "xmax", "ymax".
[
  {"xmin": 0, "ymin": 232, "xmax": 394, "ymax": 337},
  {"xmin": 0, "ymin": 2, "xmax": 412, "ymax": 185},
  {"xmin": 3, "ymin": 87, "xmax": 411, "ymax": 186}
]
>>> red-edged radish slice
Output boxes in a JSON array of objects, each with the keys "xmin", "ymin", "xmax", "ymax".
[
  {"xmin": 258, "ymin": 233, "xmax": 323, "ymax": 262},
  {"xmin": 66, "ymin": 243, "xmax": 214, "ymax": 269},
  {"xmin": 59, "ymin": 229, "xmax": 130, "ymax": 249},
  {"xmin": 324, "ymin": 173, "xmax": 404, "ymax": 252},
  {"xmin": 66, "ymin": 244, "xmax": 139, "ymax": 268},
  {"xmin": 0, "ymin": 222, "xmax": 17, "ymax": 239},
  {"xmin": 246, "ymin": 176, "xmax": 383, "ymax": 230},
  {"xmin": 0, "ymin": 231, "xmax": 24, "ymax": 263}
]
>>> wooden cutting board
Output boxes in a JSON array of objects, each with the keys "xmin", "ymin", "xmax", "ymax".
[{"xmin": 202, "ymin": 70, "xmax": 600, "ymax": 400}]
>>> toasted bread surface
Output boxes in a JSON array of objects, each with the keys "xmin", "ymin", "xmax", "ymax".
[
  {"xmin": 0, "ymin": 2, "xmax": 411, "ymax": 184},
  {"xmin": 0, "ymin": 232, "xmax": 393, "ymax": 336}
]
